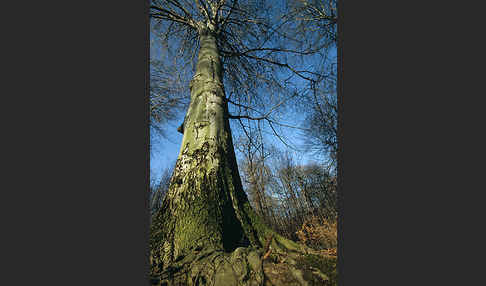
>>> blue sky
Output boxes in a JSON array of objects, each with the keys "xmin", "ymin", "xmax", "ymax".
[{"xmin": 149, "ymin": 2, "xmax": 337, "ymax": 185}]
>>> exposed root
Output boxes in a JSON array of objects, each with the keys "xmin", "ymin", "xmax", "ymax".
[
  {"xmin": 150, "ymin": 247, "xmax": 265, "ymax": 286},
  {"xmin": 150, "ymin": 238, "xmax": 337, "ymax": 286}
]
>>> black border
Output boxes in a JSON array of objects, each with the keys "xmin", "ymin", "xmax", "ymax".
[
  {"xmin": 4, "ymin": 0, "xmax": 482, "ymax": 285},
  {"xmin": 337, "ymin": 0, "xmax": 344, "ymax": 284},
  {"xmin": 4, "ymin": 1, "xmax": 151, "ymax": 285}
]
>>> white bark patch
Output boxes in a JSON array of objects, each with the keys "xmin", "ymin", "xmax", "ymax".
[{"xmin": 194, "ymin": 121, "xmax": 209, "ymax": 141}]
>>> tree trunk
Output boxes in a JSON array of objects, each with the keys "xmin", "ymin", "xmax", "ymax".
[{"xmin": 149, "ymin": 28, "xmax": 306, "ymax": 286}]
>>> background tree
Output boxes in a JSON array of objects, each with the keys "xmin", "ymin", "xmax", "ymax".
[
  {"xmin": 302, "ymin": 73, "xmax": 338, "ymax": 167},
  {"xmin": 150, "ymin": 165, "xmax": 174, "ymax": 219},
  {"xmin": 287, "ymin": 0, "xmax": 338, "ymax": 168},
  {"xmin": 236, "ymin": 130, "xmax": 278, "ymax": 229},
  {"xmin": 261, "ymin": 152, "xmax": 338, "ymax": 246},
  {"xmin": 150, "ymin": 58, "xmax": 189, "ymax": 135}
]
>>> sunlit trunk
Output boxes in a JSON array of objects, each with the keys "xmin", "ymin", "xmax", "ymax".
[{"xmin": 150, "ymin": 29, "xmax": 266, "ymax": 271}]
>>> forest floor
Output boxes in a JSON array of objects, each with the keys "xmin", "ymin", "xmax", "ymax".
[
  {"xmin": 262, "ymin": 249, "xmax": 337, "ymax": 286},
  {"xmin": 149, "ymin": 247, "xmax": 337, "ymax": 286},
  {"xmin": 150, "ymin": 216, "xmax": 338, "ymax": 286}
]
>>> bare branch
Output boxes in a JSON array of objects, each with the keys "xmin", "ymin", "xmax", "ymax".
[{"xmin": 150, "ymin": 4, "xmax": 197, "ymax": 28}]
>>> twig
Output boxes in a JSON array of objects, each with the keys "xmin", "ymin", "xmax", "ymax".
[{"xmin": 262, "ymin": 234, "xmax": 273, "ymax": 261}]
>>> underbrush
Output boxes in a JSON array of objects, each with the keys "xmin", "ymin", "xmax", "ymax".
[{"xmin": 296, "ymin": 216, "xmax": 337, "ymax": 253}]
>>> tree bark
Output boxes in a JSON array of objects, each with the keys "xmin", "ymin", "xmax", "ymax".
[{"xmin": 149, "ymin": 28, "xmax": 306, "ymax": 286}]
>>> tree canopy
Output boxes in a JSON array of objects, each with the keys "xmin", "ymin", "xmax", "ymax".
[{"xmin": 149, "ymin": 0, "xmax": 336, "ymax": 152}]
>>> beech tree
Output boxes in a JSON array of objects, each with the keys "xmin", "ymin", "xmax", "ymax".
[{"xmin": 149, "ymin": 1, "xmax": 336, "ymax": 285}]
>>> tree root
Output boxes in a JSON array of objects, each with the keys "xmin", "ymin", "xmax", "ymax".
[
  {"xmin": 150, "ymin": 237, "xmax": 337, "ymax": 286},
  {"xmin": 150, "ymin": 247, "xmax": 265, "ymax": 286}
]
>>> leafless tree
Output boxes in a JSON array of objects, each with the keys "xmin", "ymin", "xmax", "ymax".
[
  {"xmin": 148, "ymin": 1, "xmax": 337, "ymax": 284},
  {"xmin": 287, "ymin": 0, "xmax": 338, "ymax": 169},
  {"xmin": 149, "ymin": 165, "xmax": 174, "ymax": 217},
  {"xmin": 259, "ymin": 152, "xmax": 337, "ymax": 240},
  {"xmin": 302, "ymin": 74, "xmax": 338, "ymax": 168}
]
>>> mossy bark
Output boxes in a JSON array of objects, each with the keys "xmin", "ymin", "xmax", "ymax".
[{"xmin": 150, "ymin": 27, "xmax": 310, "ymax": 286}]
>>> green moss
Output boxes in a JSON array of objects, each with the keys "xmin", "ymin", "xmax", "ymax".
[
  {"xmin": 296, "ymin": 254, "xmax": 338, "ymax": 286},
  {"xmin": 273, "ymin": 234, "xmax": 301, "ymax": 252},
  {"xmin": 214, "ymin": 261, "xmax": 238, "ymax": 285}
]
